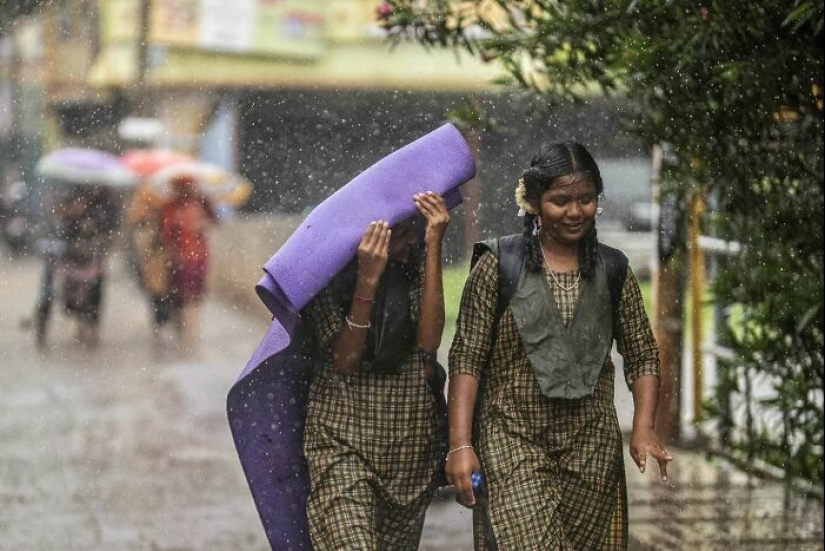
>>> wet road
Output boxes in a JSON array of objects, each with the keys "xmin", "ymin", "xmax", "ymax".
[
  {"xmin": 1, "ymin": 251, "xmax": 822, "ymax": 550},
  {"xmin": 1, "ymin": 254, "xmax": 271, "ymax": 550},
  {"xmin": 0, "ymin": 253, "xmax": 477, "ymax": 550}
]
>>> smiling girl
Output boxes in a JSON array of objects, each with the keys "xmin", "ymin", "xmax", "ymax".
[{"xmin": 447, "ymin": 142, "xmax": 672, "ymax": 550}]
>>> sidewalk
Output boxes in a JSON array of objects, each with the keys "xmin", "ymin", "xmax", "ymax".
[{"xmin": 625, "ymin": 445, "xmax": 823, "ymax": 550}]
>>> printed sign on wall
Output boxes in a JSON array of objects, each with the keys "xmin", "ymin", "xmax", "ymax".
[{"xmin": 149, "ymin": 0, "xmax": 324, "ymax": 58}]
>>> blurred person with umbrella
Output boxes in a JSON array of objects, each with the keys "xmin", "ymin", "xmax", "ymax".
[
  {"xmin": 34, "ymin": 148, "xmax": 136, "ymax": 348},
  {"xmin": 60, "ymin": 184, "xmax": 120, "ymax": 347},
  {"xmin": 126, "ymin": 185, "xmax": 176, "ymax": 339},
  {"xmin": 121, "ymin": 149, "xmax": 194, "ymax": 340},
  {"xmin": 159, "ymin": 174, "xmax": 219, "ymax": 351}
]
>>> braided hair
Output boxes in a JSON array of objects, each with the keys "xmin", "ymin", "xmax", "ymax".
[{"xmin": 520, "ymin": 142, "xmax": 603, "ymax": 278}]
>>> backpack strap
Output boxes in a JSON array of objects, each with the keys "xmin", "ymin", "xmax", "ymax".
[
  {"xmin": 494, "ymin": 234, "xmax": 525, "ymax": 322},
  {"xmin": 598, "ymin": 242, "xmax": 629, "ymax": 341},
  {"xmin": 471, "ymin": 234, "xmax": 525, "ymax": 330}
]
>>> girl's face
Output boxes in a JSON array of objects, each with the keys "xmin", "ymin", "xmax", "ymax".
[
  {"xmin": 389, "ymin": 216, "xmax": 421, "ymax": 261},
  {"xmin": 535, "ymin": 174, "xmax": 599, "ymax": 247}
]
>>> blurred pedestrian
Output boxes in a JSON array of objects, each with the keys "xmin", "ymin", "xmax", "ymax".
[
  {"xmin": 126, "ymin": 185, "xmax": 175, "ymax": 338},
  {"xmin": 301, "ymin": 192, "xmax": 450, "ymax": 549},
  {"xmin": 446, "ymin": 143, "xmax": 672, "ymax": 549},
  {"xmin": 159, "ymin": 175, "xmax": 217, "ymax": 351},
  {"xmin": 0, "ymin": 178, "xmax": 32, "ymax": 253},
  {"xmin": 60, "ymin": 184, "xmax": 119, "ymax": 347},
  {"xmin": 30, "ymin": 183, "xmax": 69, "ymax": 349}
]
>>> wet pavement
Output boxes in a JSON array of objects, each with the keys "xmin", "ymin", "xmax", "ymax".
[
  {"xmin": 1, "ymin": 250, "xmax": 822, "ymax": 550},
  {"xmin": 625, "ymin": 449, "xmax": 823, "ymax": 550}
]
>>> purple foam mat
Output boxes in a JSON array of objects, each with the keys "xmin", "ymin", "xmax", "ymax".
[
  {"xmin": 227, "ymin": 124, "xmax": 476, "ymax": 550},
  {"xmin": 255, "ymin": 123, "xmax": 474, "ymax": 320}
]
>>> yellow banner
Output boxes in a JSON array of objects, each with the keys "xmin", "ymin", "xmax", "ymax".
[
  {"xmin": 149, "ymin": 0, "xmax": 324, "ymax": 59},
  {"xmin": 98, "ymin": 0, "xmax": 141, "ymax": 43}
]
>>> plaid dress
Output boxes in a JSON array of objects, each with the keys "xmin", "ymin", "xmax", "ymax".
[
  {"xmin": 450, "ymin": 250, "xmax": 659, "ymax": 550},
  {"xmin": 302, "ymin": 265, "xmax": 442, "ymax": 550}
]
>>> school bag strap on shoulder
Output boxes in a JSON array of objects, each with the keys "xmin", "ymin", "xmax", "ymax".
[
  {"xmin": 598, "ymin": 242, "xmax": 629, "ymax": 340},
  {"xmin": 471, "ymin": 234, "xmax": 524, "ymax": 322}
]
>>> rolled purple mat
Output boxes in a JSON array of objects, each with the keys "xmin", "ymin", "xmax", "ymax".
[
  {"xmin": 255, "ymin": 123, "xmax": 474, "ymax": 319},
  {"xmin": 228, "ymin": 123, "xmax": 476, "ymax": 550}
]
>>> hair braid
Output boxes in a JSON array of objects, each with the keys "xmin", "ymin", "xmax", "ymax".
[
  {"xmin": 522, "ymin": 213, "xmax": 544, "ymax": 272},
  {"xmin": 578, "ymin": 225, "xmax": 599, "ymax": 279}
]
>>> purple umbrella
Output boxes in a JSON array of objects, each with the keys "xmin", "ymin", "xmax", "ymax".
[
  {"xmin": 227, "ymin": 123, "xmax": 476, "ymax": 550},
  {"xmin": 36, "ymin": 148, "xmax": 139, "ymax": 188}
]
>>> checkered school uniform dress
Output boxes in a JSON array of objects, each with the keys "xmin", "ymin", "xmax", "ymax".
[
  {"xmin": 450, "ymin": 250, "xmax": 659, "ymax": 550},
  {"xmin": 302, "ymin": 265, "xmax": 442, "ymax": 550}
]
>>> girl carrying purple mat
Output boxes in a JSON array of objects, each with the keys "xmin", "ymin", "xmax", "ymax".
[
  {"xmin": 227, "ymin": 123, "xmax": 476, "ymax": 550},
  {"xmin": 301, "ymin": 192, "xmax": 450, "ymax": 549}
]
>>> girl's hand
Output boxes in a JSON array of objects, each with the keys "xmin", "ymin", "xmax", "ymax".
[
  {"xmin": 445, "ymin": 446, "xmax": 481, "ymax": 508},
  {"xmin": 356, "ymin": 221, "xmax": 390, "ymax": 289},
  {"xmin": 414, "ymin": 192, "xmax": 449, "ymax": 246},
  {"xmin": 630, "ymin": 426, "xmax": 673, "ymax": 481}
]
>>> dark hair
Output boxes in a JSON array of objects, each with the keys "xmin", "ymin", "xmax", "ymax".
[{"xmin": 521, "ymin": 142, "xmax": 603, "ymax": 278}]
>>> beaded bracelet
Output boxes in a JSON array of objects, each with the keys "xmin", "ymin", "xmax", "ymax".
[
  {"xmin": 345, "ymin": 315, "xmax": 371, "ymax": 331},
  {"xmin": 354, "ymin": 294, "xmax": 374, "ymax": 303}
]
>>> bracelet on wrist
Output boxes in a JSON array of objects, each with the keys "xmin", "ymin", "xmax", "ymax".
[
  {"xmin": 354, "ymin": 294, "xmax": 374, "ymax": 303},
  {"xmin": 345, "ymin": 315, "xmax": 371, "ymax": 331},
  {"xmin": 445, "ymin": 444, "xmax": 473, "ymax": 461}
]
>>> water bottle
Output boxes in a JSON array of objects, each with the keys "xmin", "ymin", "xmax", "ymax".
[
  {"xmin": 471, "ymin": 471, "xmax": 488, "ymax": 507},
  {"xmin": 472, "ymin": 471, "xmax": 498, "ymax": 546}
]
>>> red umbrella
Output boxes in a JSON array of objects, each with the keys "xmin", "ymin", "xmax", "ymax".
[{"xmin": 120, "ymin": 149, "xmax": 194, "ymax": 177}]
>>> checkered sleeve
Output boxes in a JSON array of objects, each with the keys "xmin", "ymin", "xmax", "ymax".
[
  {"xmin": 449, "ymin": 250, "xmax": 498, "ymax": 379},
  {"xmin": 303, "ymin": 285, "xmax": 344, "ymax": 354},
  {"xmin": 615, "ymin": 267, "xmax": 660, "ymax": 388}
]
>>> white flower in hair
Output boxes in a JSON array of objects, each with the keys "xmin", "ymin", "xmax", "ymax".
[{"xmin": 515, "ymin": 178, "xmax": 535, "ymax": 216}]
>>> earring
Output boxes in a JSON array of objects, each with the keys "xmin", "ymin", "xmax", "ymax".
[
  {"xmin": 532, "ymin": 217, "xmax": 541, "ymax": 236},
  {"xmin": 596, "ymin": 207, "xmax": 604, "ymax": 217}
]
